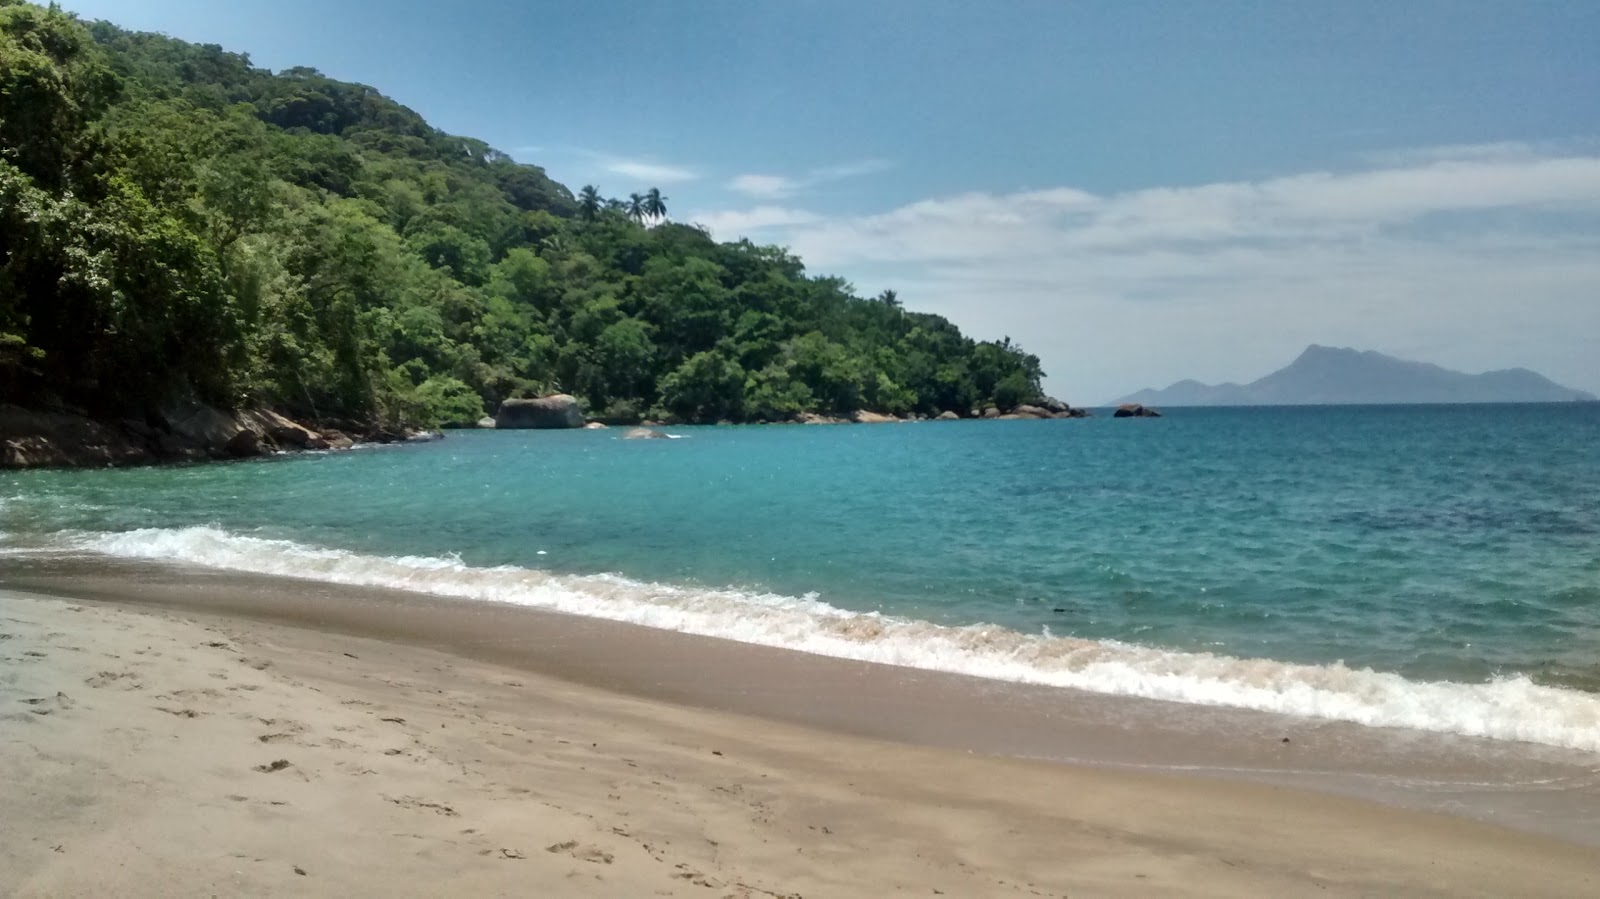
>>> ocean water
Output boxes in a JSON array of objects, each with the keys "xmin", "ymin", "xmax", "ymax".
[{"xmin": 3, "ymin": 405, "xmax": 1599, "ymax": 750}]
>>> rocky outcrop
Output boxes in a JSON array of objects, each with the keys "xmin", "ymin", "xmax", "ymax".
[
  {"xmin": 851, "ymin": 410, "xmax": 902, "ymax": 424},
  {"xmin": 936, "ymin": 410, "xmax": 961, "ymax": 421},
  {"xmin": 0, "ymin": 401, "xmax": 432, "ymax": 470},
  {"xmin": 583, "ymin": 421, "xmax": 609, "ymax": 430},
  {"xmin": 1114, "ymin": 403, "xmax": 1162, "ymax": 418},
  {"xmin": 495, "ymin": 395, "xmax": 584, "ymax": 429},
  {"xmin": 623, "ymin": 427, "xmax": 670, "ymax": 440},
  {"xmin": 0, "ymin": 406, "xmax": 152, "ymax": 469},
  {"xmin": 476, "ymin": 416, "xmax": 497, "ymax": 429},
  {"xmin": 796, "ymin": 412, "xmax": 846, "ymax": 425},
  {"xmin": 981, "ymin": 407, "xmax": 1001, "ymax": 419}
]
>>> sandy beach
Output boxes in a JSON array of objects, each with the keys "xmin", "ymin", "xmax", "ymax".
[{"xmin": 3, "ymin": 580, "xmax": 1598, "ymax": 898}]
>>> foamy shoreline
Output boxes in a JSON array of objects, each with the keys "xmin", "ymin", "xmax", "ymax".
[
  {"xmin": 5, "ymin": 589, "xmax": 1600, "ymax": 896},
  {"xmin": 35, "ymin": 523, "xmax": 1600, "ymax": 754},
  {"xmin": 3, "ymin": 553, "xmax": 1600, "ymax": 850}
]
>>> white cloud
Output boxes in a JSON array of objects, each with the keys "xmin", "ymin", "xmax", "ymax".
[
  {"xmin": 689, "ymin": 206, "xmax": 822, "ymax": 235},
  {"xmin": 725, "ymin": 159, "xmax": 894, "ymax": 200},
  {"xmin": 728, "ymin": 174, "xmax": 798, "ymax": 198},
  {"xmin": 697, "ymin": 146, "xmax": 1600, "ymax": 402},
  {"xmin": 603, "ymin": 159, "xmax": 698, "ymax": 184},
  {"xmin": 810, "ymin": 158, "xmax": 893, "ymax": 180}
]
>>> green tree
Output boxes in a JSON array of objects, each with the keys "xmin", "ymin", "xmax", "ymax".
[
  {"xmin": 643, "ymin": 187, "xmax": 667, "ymax": 223},
  {"xmin": 577, "ymin": 184, "xmax": 601, "ymax": 220}
]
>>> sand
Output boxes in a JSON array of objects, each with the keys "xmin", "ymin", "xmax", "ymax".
[{"xmin": 2, "ymin": 589, "xmax": 1597, "ymax": 898}]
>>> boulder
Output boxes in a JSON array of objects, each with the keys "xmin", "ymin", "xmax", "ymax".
[
  {"xmin": 160, "ymin": 399, "xmax": 245, "ymax": 450},
  {"xmin": 1037, "ymin": 396, "xmax": 1071, "ymax": 414},
  {"xmin": 1011, "ymin": 405, "xmax": 1050, "ymax": 419},
  {"xmin": 495, "ymin": 395, "xmax": 584, "ymax": 429},
  {"xmin": 936, "ymin": 410, "xmax": 960, "ymax": 421},
  {"xmin": 476, "ymin": 416, "xmax": 497, "ymax": 429},
  {"xmin": 623, "ymin": 427, "xmax": 670, "ymax": 440},
  {"xmin": 224, "ymin": 429, "xmax": 263, "ymax": 458},
  {"xmin": 237, "ymin": 409, "xmax": 320, "ymax": 449},
  {"xmin": 320, "ymin": 430, "xmax": 356, "ymax": 450},
  {"xmin": 981, "ymin": 407, "xmax": 1001, "ymax": 419},
  {"xmin": 851, "ymin": 410, "xmax": 900, "ymax": 424},
  {"xmin": 1114, "ymin": 403, "xmax": 1162, "ymax": 418},
  {"xmin": 584, "ymin": 421, "xmax": 609, "ymax": 430},
  {"xmin": 796, "ymin": 412, "xmax": 844, "ymax": 425}
]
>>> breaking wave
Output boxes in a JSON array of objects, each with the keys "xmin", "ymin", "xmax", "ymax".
[{"xmin": 53, "ymin": 524, "xmax": 1600, "ymax": 752}]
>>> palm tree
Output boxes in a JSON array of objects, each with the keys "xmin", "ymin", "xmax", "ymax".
[
  {"xmin": 643, "ymin": 187, "xmax": 667, "ymax": 223},
  {"xmin": 876, "ymin": 289, "xmax": 901, "ymax": 308},
  {"xmin": 626, "ymin": 192, "xmax": 646, "ymax": 223},
  {"xmin": 578, "ymin": 185, "xmax": 601, "ymax": 220}
]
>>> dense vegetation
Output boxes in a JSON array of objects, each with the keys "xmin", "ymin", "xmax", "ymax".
[{"xmin": 0, "ymin": 1, "xmax": 1045, "ymax": 427}]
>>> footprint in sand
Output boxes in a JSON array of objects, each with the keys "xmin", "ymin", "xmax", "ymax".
[
  {"xmin": 383, "ymin": 796, "xmax": 459, "ymax": 817},
  {"xmin": 547, "ymin": 841, "xmax": 615, "ymax": 865},
  {"xmin": 85, "ymin": 670, "xmax": 142, "ymax": 690},
  {"xmin": 19, "ymin": 692, "xmax": 75, "ymax": 716}
]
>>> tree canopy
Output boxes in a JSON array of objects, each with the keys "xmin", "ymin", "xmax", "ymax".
[{"xmin": 0, "ymin": 1, "xmax": 1045, "ymax": 427}]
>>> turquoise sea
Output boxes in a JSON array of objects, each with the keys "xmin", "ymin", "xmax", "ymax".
[{"xmin": 4, "ymin": 405, "xmax": 1599, "ymax": 750}]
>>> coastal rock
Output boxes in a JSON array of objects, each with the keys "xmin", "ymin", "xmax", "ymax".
[
  {"xmin": 1037, "ymin": 396, "xmax": 1071, "ymax": 414},
  {"xmin": 0, "ymin": 405, "xmax": 151, "ymax": 469},
  {"xmin": 796, "ymin": 412, "xmax": 845, "ymax": 425},
  {"xmin": 584, "ymin": 422, "xmax": 609, "ymax": 430},
  {"xmin": 160, "ymin": 399, "xmax": 245, "ymax": 450},
  {"xmin": 224, "ymin": 429, "xmax": 263, "ymax": 458},
  {"xmin": 238, "ymin": 409, "xmax": 321, "ymax": 449},
  {"xmin": 476, "ymin": 416, "xmax": 497, "ymax": 429},
  {"xmin": 936, "ymin": 411, "xmax": 961, "ymax": 421},
  {"xmin": 320, "ymin": 430, "xmax": 356, "ymax": 450},
  {"xmin": 1114, "ymin": 403, "xmax": 1162, "ymax": 418},
  {"xmin": 851, "ymin": 410, "xmax": 901, "ymax": 424},
  {"xmin": 623, "ymin": 427, "xmax": 670, "ymax": 440},
  {"xmin": 981, "ymin": 407, "xmax": 1001, "ymax": 419},
  {"xmin": 495, "ymin": 395, "xmax": 584, "ymax": 429},
  {"xmin": 1011, "ymin": 405, "xmax": 1051, "ymax": 419}
]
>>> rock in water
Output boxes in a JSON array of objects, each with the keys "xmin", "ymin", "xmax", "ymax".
[
  {"xmin": 1114, "ymin": 403, "xmax": 1162, "ymax": 418},
  {"xmin": 936, "ymin": 410, "xmax": 960, "ymax": 421},
  {"xmin": 584, "ymin": 421, "xmax": 609, "ymax": 430},
  {"xmin": 495, "ymin": 395, "xmax": 584, "ymax": 429},
  {"xmin": 623, "ymin": 427, "xmax": 670, "ymax": 440}
]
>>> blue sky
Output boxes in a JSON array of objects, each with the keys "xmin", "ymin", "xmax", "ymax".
[{"xmin": 60, "ymin": 0, "xmax": 1600, "ymax": 400}]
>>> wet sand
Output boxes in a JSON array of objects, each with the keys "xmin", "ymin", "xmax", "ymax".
[{"xmin": 2, "ymin": 561, "xmax": 1599, "ymax": 895}]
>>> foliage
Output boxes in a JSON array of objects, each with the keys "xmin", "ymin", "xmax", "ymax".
[{"xmin": 0, "ymin": 3, "xmax": 1044, "ymax": 427}]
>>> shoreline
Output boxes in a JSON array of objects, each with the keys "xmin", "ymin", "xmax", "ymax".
[
  {"xmin": 4, "ymin": 555, "xmax": 1598, "ymax": 850},
  {"xmin": 3, "ymin": 587, "xmax": 1598, "ymax": 896}
]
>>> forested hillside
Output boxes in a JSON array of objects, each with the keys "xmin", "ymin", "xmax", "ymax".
[{"xmin": 0, "ymin": 1, "xmax": 1045, "ymax": 427}]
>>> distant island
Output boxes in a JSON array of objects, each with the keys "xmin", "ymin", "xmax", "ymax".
[{"xmin": 1117, "ymin": 345, "xmax": 1597, "ymax": 407}]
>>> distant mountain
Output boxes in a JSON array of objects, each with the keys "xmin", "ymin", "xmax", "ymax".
[{"xmin": 1117, "ymin": 346, "xmax": 1597, "ymax": 407}]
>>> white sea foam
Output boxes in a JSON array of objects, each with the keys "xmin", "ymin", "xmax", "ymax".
[{"xmin": 57, "ymin": 525, "xmax": 1600, "ymax": 753}]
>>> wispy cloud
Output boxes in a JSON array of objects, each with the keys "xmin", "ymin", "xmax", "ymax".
[
  {"xmin": 688, "ymin": 205, "xmax": 822, "ymax": 235},
  {"xmin": 693, "ymin": 145, "xmax": 1600, "ymax": 401},
  {"xmin": 604, "ymin": 158, "xmax": 698, "ymax": 184},
  {"xmin": 728, "ymin": 174, "xmax": 798, "ymax": 199},
  {"xmin": 725, "ymin": 158, "xmax": 893, "ymax": 198},
  {"xmin": 809, "ymin": 158, "xmax": 893, "ymax": 181}
]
